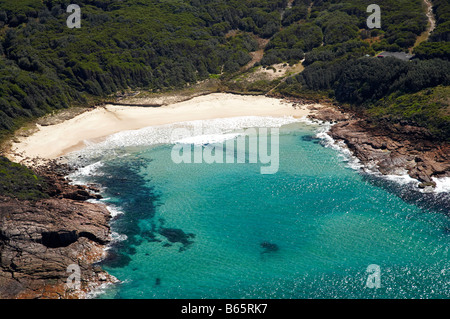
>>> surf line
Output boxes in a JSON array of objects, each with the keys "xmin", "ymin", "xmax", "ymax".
[{"xmin": 171, "ymin": 126, "xmax": 280, "ymax": 175}]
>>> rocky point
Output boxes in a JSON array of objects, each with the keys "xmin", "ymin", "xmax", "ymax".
[{"xmin": 0, "ymin": 161, "xmax": 116, "ymax": 299}]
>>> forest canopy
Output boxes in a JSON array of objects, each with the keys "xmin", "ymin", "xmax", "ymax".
[{"xmin": 0, "ymin": 0, "xmax": 448, "ymax": 141}]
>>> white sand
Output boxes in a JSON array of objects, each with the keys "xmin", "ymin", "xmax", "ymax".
[{"xmin": 7, "ymin": 93, "xmax": 315, "ymax": 162}]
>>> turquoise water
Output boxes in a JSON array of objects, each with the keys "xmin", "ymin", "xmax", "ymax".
[{"xmin": 70, "ymin": 120, "xmax": 449, "ymax": 299}]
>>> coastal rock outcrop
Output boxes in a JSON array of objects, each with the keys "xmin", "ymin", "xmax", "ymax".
[
  {"xmin": 0, "ymin": 163, "xmax": 116, "ymax": 299},
  {"xmin": 309, "ymin": 107, "xmax": 450, "ymax": 186}
]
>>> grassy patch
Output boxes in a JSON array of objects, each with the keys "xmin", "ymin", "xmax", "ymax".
[
  {"xmin": 0, "ymin": 156, "xmax": 48, "ymax": 200},
  {"xmin": 367, "ymin": 86, "xmax": 450, "ymax": 140}
]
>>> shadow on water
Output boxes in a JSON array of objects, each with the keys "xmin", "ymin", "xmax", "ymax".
[
  {"xmin": 360, "ymin": 171, "xmax": 450, "ymax": 220},
  {"xmin": 260, "ymin": 242, "xmax": 279, "ymax": 254},
  {"xmin": 301, "ymin": 135, "xmax": 321, "ymax": 144},
  {"xmin": 88, "ymin": 155, "xmax": 197, "ymax": 269},
  {"xmin": 92, "ymin": 158, "xmax": 161, "ymax": 268}
]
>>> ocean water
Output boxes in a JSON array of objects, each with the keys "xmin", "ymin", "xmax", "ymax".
[{"xmin": 67, "ymin": 117, "xmax": 449, "ymax": 299}]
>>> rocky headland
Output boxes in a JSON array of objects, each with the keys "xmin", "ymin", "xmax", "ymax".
[
  {"xmin": 308, "ymin": 105, "xmax": 450, "ymax": 189},
  {"xmin": 0, "ymin": 161, "xmax": 117, "ymax": 299}
]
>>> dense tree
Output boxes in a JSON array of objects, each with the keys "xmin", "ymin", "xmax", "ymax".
[{"xmin": 0, "ymin": 0, "xmax": 448, "ymax": 140}]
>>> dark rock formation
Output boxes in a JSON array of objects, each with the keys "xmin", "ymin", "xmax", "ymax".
[
  {"xmin": 158, "ymin": 227, "xmax": 195, "ymax": 247},
  {"xmin": 260, "ymin": 242, "xmax": 279, "ymax": 253},
  {"xmin": 307, "ymin": 104, "xmax": 351, "ymax": 123},
  {"xmin": 32, "ymin": 160, "xmax": 103, "ymax": 201},
  {"xmin": 309, "ymin": 107, "xmax": 450, "ymax": 186},
  {"xmin": 0, "ymin": 162, "xmax": 116, "ymax": 299}
]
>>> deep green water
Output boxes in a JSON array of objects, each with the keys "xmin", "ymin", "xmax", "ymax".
[{"xmin": 68, "ymin": 118, "xmax": 449, "ymax": 299}]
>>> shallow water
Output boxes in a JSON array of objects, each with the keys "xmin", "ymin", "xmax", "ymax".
[{"xmin": 68, "ymin": 118, "xmax": 449, "ymax": 299}]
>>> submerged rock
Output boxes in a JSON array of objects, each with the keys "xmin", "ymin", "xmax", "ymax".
[
  {"xmin": 418, "ymin": 181, "xmax": 437, "ymax": 189},
  {"xmin": 260, "ymin": 242, "xmax": 279, "ymax": 253},
  {"xmin": 158, "ymin": 227, "xmax": 195, "ymax": 247},
  {"xmin": 301, "ymin": 135, "xmax": 320, "ymax": 143}
]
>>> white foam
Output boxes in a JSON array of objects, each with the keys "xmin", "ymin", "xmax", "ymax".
[
  {"xmin": 175, "ymin": 132, "xmax": 242, "ymax": 145},
  {"xmin": 382, "ymin": 169, "xmax": 418, "ymax": 185},
  {"xmin": 312, "ymin": 122, "xmax": 450, "ymax": 193},
  {"xmin": 85, "ymin": 279, "xmax": 120, "ymax": 299},
  {"xmin": 299, "ymin": 115, "xmax": 323, "ymax": 126},
  {"xmin": 105, "ymin": 204, "xmax": 125, "ymax": 218},
  {"xmin": 67, "ymin": 161, "xmax": 105, "ymax": 184},
  {"xmin": 432, "ymin": 177, "xmax": 450, "ymax": 194},
  {"xmin": 313, "ymin": 121, "xmax": 424, "ymax": 188},
  {"xmin": 110, "ymin": 231, "xmax": 128, "ymax": 244},
  {"xmin": 67, "ymin": 116, "xmax": 301, "ymax": 158},
  {"xmin": 313, "ymin": 122, "xmax": 364, "ymax": 171}
]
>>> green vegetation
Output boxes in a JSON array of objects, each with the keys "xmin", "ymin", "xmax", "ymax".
[
  {"xmin": 0, "ymin": 0, "xmax": 446, "ymax": 139},
  {"xmin": 277, "ymin": 54, "xmax": 450, "ymax": 139},
  {"xmin": 0, "ymin": 0, "xmax": 448, "ymax": 198},
  {"xmin": 262, "ymin": 22, "xmax": 321, "ymax": 65},
  {"xmin": 414, "ymin": 0, "xmax": 450, "ymax": 59},
  {"xmin": 0, "ymin": 0, "xmax": 291, "ymax": 139},
  {"xmin": 309, "ymin": 0, "xmax": 428, "ymax": 51},
  {"xmin": 367, "ymin": 86, "xmax": 450, "ymax": 138},
  {"xmin": 0, "ymin": 156, "xmax": 48, "ymax": 200},
  {"xmin": 273, "ymin": 0, "xmax": 450, "ymax": 141}
]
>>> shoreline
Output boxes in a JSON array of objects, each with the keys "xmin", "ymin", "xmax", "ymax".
[
  {"xmin": 0, "ymin": 93, "xmax": 317, "ymax": 299},
  {"xmin": 0, "ymin": 160, "xmax": 118, "ymax": 299},
  {"xmin": 5, "ymin": 90, "xmax": 449, "ymax": 188},
  {"xmin": 1, "ymin": 92, "xmax": 448, "ymax": 299},
  {"xmin": 308, "ymin": 107, "xmax": 450, "ymax": 191},
  {"xmin": 5, "ymin": 93, "xmax": 316, "ymax": 165}
]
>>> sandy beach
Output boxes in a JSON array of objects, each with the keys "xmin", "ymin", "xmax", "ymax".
[{"xmin": 7, "ymin": 93, "xmax": 315, "ymax": 162}]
